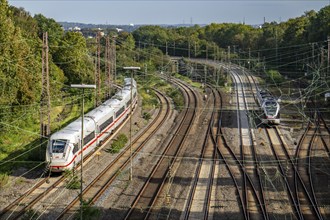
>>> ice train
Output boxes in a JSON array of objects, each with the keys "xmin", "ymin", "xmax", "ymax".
[
  {"xmin": 46, "ymin": 78, "xmax": 137, "ymax": 172},
  {"xmin": 257, "ymin": 89, "xmax": 280, "ymax": 124}
]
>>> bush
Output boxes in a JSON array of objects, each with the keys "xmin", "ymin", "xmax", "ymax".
[
  {"xmin": 64, "ymin": 170, "xmax": 81, "ymax": 190},
  {"xmin": 0, "ymin": 173, "xmax": 9, "ymax": 187},
  {"xmin": 108, "ymin": 134, "xmax": 128, "ymax": 154},
  {"xmin": 143, "ymin": 112, "xmax": 151, "ymax": 121},
  {"xmin": 167, "ymin": 89, "xmax": 184, "ymax": 111},
  {"xmin": 266, "ymin": 70, "xmax": 284, "ymax": 84}
]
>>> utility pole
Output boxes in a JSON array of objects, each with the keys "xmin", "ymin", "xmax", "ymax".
[
  {"xmin": 248, "ymin": 48, "xmax": 251, "ymax": 70},
  {"xmin": 112, "ymin": 36, "xmax": 117, "ymax": 83},
  {"xmin": 188, "ymin": 40, "xmax": 190, "ymax": 59},
  {"xmin": 228, "ymin": 46, "xmax": 231, "ymax": 63},
  {"xmin": 194, "ymin": 41, "xmax": 197, "ymax": 58},
  {"xmin": 206, "ymin": 45, "xmax": 208, "ymax": 60},
  {"xmin": 165, "ymin": 41, "xmax": 168, "ymax": 55},
  {"xmin": 123, "ymin": 66, "xmax": 140, "ymax": 181},
  {"xmin": 144, "ymin": 63, "xmax": 148, "ymax": 82},
  {"xmin": 40, "ymin": 32, "xmax": 51, "ymax": 139},
  {"xmin": 71, "ymin": 84, "xmax": 96, "ymax": 220},
  {"xmin": 213, "ymin": 42, "xmax": 216, "ymax": 61},
  {"xmin": 327, "ymin": 36, "xmax": 330, "ymax": 77},
  {"xmin": 105, "ymin": 36, "xmax": 111, "ymax": 98},
  {"xmin": 204, "ymin": 64, "xmax": 207, "ymax": 84},
  {"xmin": 95, "ymin": 32, "xmax": 101, "ymax": 107}
]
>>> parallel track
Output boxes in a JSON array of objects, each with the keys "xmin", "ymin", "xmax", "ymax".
[
  {"xmin": 56, "ymin": 90, "xmax": 172, "ymax": 219},
  {"xmin": 124, "ymin": 79, "xmax": 197, "ymax": 220},
  {"xmin": 183, "ymin": 86, "xmax": 217, "ymax": 220},
  {"xmin": 230, "ymin": 69, "xmax": 268, "ymax": 219},
  {"xmin": 0, "ymin": 90, "xmax": 164, "ymax": 220}
]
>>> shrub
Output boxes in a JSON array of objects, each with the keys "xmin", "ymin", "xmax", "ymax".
[
  {"xmin": 143, "ymin": 112, "xmax": 151, "ymax": 121},
  {"xmin": 64, "ymin": 169, "xmax": 80, "ymax": 190},
  {"xmin": 0, "ymin": 173, "xmax": 9, "ymax": 187},
  {"xmin": 108, "ymin": 134, "xmax": 128, "ymax": 154}
]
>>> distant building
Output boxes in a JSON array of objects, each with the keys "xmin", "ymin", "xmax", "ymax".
[{"xmin": 116, "ymin": 28, "xmax": 123, "ymax": 32}]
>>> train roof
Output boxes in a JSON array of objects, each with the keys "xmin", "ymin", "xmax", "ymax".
[
  {"xmin": 50, "ymin": 117, "xmax": 96, "ymax": 143},
  {"xmin": 124, "ymin": 78, "xmax": 137, "ymax": 88},
  {"xmin": 50, "ymin": 78, "xmax": 136, "ymax": 143}
]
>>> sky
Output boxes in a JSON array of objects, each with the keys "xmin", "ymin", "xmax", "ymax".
[{"xmin": 7, "ymin": 0, "xmax": 330, "ymax": 25}]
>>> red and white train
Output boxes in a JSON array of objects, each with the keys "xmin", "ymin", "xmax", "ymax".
[{"xmin": 46, "ymin": 78, "xmax": 137, "ymax": 172}]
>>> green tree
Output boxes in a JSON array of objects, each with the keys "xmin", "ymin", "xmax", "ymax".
[
  {"xmin": 308, "ymin": 5, "xmax": 330, "ymax": 42},
  {"xmin": 54, "ymin": 31, "xmax": 94, "ymax": 84}
]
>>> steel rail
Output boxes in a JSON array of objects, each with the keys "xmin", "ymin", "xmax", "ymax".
[
  {"xmin": 183, "ymin": 86, "xmax": 216, "ymax": 220},
  {"xmin": 55, "ymin": 90, "xmax": 171, "ymax": 219},
  {"xmin": 124, "ymin": 79, "xmax": 197, "ymax": 220}
]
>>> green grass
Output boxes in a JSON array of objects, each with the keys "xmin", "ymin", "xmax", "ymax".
[
  {"xmin": 0, "ymin": 173, "xmax": 9, "ymax": 187},
  {"xmin": 174, "ymin": 73, "xmax": 203, "ymax": 90},
  {"xmin": 139, "ymin": 88, "xmax": 159, "ymax": 111},
  {"xmin": 142, "ymin": 112, "xmax": 152, "ymax": 121},
  {"xmin": 106, "ymin": 134, "xmax": 128, "ymax": 154},
  {"xmin": 0, "ymin": 94, "xmax": 95, "ymax": 175},
  {"xmin": 167, "ymin": 88, "xmax": 184, "ymax": 111},
  {"xmin": 64, "ymin": 169, "xmax": 81, "ymax": 190}
]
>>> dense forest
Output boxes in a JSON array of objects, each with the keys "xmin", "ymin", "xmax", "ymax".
[
  {"xmin": 0, "ymin": 0, "xmax": 329, "ymax": 174},
  {"xmin": 132, "ymin": 6, "xmax": 329, "ymax": 76}
]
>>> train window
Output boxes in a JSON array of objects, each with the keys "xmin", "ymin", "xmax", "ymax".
[
  {"xmin": 265, "ymin": 101, "xmax": 277, "ymax": 107},
  {"xmin": 113, "ymin": 95, "xmax": 123, "ymax": 101},
  {"xmin": 115, "ymin": 106, "xmax": 125, "ymax": 118},
  {"xmin": 83, "ymin": 131, "xmax": 95, "ymax": 145},
  {"xmin": 51, "ymin": 139, "xmax": 68, "ymax": 153},
  {"xmin": 100, "ymin": 116, "xmax": 114, "ymax": 131},
  {"xmin": 126, "ymin": 99, "xmax": 131, "ymax": 107},
  {"xmin": 73, "ymin": 143, "xmax": 79, "ymax": 154}
]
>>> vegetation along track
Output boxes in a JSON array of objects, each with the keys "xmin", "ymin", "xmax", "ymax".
[
  {"xmin": 56, "ymin": 89, "xmax": 172, "ymax": 219},
  {"xmin": 0, "ymin": 89, "xmax": 168, "ymax": 220},
  {"xmin": 124, "ymin": 79, "xmax": 198, "ymax": 220}
]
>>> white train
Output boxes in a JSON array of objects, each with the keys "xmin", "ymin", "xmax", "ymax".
[
  {"xmin": 46, "ymin": 78, "xmax": 137, "ymax": 172},
  {"xmin": 257, "ymin": 89, "xmax": 280, "ymax": 124}
]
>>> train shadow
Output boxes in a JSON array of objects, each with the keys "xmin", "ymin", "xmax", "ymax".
[{"xmin": 15, "ymin": 202, "xmax": 320, "ymax": 220}]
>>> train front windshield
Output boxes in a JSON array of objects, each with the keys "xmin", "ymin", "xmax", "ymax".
[
  {"xmin": 265, "ymin": 101, "xmax": 278, "ymax": 116},
  {"xmin": 51, "ymin": 139, "xmax": 68, "ymax": 153}
]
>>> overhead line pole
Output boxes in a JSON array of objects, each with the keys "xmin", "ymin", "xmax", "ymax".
[
  {"xmin": 40, "ymin": 32, "xmax": 51, "ymax": 160},
  {"xmin": 123, "ymin": 66, "xmax": 140, "ymax": 181},
  {"xmin": 95, "ymin": 32, "xmax": 101, "ymax": 106},
  {"xmin": 105, "ymin": 36, "xmax": 111, "ymax": 98},
  {"xmin": 71, "ymin": 84, "xmax": 96, "ymax": 220},
  {"xmin": 327, "ymin": 36, "xmax": 329, "ymax": 78}
]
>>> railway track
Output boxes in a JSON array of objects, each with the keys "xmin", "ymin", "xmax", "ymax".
[
  {"xmin": 230, "ymin": 69, "xmax": 268, "ymax": 219},
  {"xmin": 0, "ymin": 90, "xmax": 167, "ymax": 220},
  {"xmin": 55, "ymin": 90, "xmax": 172, "ymax": 219},
  {"xmin": 295, "ymin": 110, "xmax": 330, "ymax": 219},
  {"xmin": 123, "ymin": 79, "xmax": 198, "ymax": 220},
  {"xmin": 265, "ymin": 126, "xmax": 323, "ymax": 219},
  {"xmin": 183, "ymin": 86, "xmax": 217, "ymax": 220}
]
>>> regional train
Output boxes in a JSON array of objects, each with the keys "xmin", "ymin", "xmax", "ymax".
[
  {"xmin": 257, "ymin": 89, "xmax": 280, "ymax": 124},
  {"xmin": 46, "ymin": 78, "xmax": 137, "ymax": 172}
]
